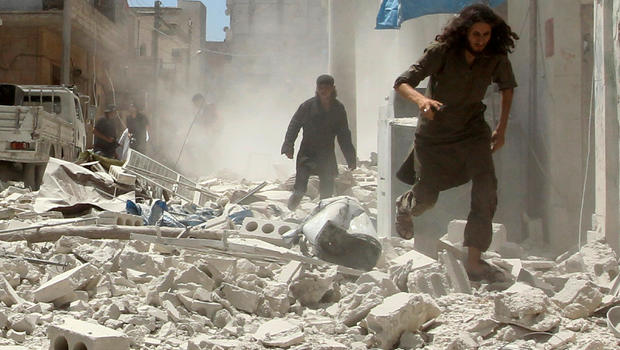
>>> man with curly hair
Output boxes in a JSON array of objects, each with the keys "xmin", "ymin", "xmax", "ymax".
[{"xmin": 393, "ymin": 4, "xmax": 518, "ymax": 282}]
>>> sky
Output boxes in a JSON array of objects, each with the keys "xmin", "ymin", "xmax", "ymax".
[{"xmin": 127, "ymin": 0, "xmax": 230, "ymax": 41}]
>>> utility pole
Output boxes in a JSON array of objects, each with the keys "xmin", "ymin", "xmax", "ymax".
[
  {"xmin": 593, "ymin": 0, "xmax": 620, "ymax": 253},
  {"xmin": 61, "ymin": 0, "xmax": 72, "ymax": 85},
  {"xmin": 187, "ymin": 18, "xmax": 192, "ymax": 86},
  {"xmin": 527, "ymin": 0, "xmax": 538, "ymax": 218},
  {"xmin": 152, "ymin": 1, "xmax": 162, "ymax": 149}
]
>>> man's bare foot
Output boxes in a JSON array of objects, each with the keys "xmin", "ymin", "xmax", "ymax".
[{"xmin": 465, "ymin": 259, "xmax": 506, "ymax": 282}]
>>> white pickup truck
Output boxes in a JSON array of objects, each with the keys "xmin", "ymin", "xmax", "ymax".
[{"xmin": 0, "ymin": 84, "xmax": 87, "ymax": 189}]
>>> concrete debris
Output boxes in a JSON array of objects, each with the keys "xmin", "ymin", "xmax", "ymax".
[
  {"xmin": 494, "ymin": 282, "xmax": 561, "ymax": 331},
  {"xmin": 289, "ymin": 266, "xmax": 337, "ymax": 306},
  {"xmin": 438, "ymin": 251, "xmax": 472, "ymax": 294},
  {"xmin": 47, "ymin": 318, "xmax": 130, "ymax": 350},
  {"xmin": 551, "ymin": 277, "xmax": 603, "ymax": 319},
  {"xmin": 0, "ymin": 275, "xmax": 25, "ymax": 306},
  {"xmin": 398, "ymin": 331, "xmax": 426, "ymax": 349},
  {"xmin": 336, "ymin": 283, "xmax": 386, "ymax": 326},
  {"xmin": 356, "ymin": 270, "xmax": 399, "ymax": 297},
  {"xmin": 221, "ymin": 283, "xmax": 261, "ymax": 314},
  {"xmin": 0, "ymin": 164, "xmax": 617, "ymax": 349},
  {"xmin": 363, "ymin": 292, "xmax": 441, "ymax": 349},
  {"xmin": 33, "ymin": 263, "xmax": 100, "ymax": 303},
  {"xmin": 445, "ymin": 331, "xmax": 479, "ymax": 350},
  {"xmin": 254, "ymin": 318, "xmax": 305, "ymax": 347},
  {"xmin": 407, "ymin": 263, "xmax": 450, "ymax": 297},
  {"xmin": 388, "ymin": 249, "xmax": 436, "ymax": 291}
]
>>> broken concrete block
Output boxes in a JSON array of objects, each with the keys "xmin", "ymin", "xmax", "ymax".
[
  {"xmin": 0, "ymin": 309, "xmax": 8, "ymax": 329},
  {"xmin": 221, "ymin": 283, "xmax": 260, "ymax": 314},
  {"xmin": 239, "ymin": 217, "xmax": 296, "ymax": 247},
  {"xmin": 97, "ymin": 211, "xmax": 143, "ymax": 226},
  {"xmin": 6, "ymin": 329, "xmax": 26, "ymax": 343},
  {"xmin": 438, "ymin": 251, "xmax": 471, "ymax": 294},
  {"xmin": 516, "ymin": 268, "xmax": 555, "ymax": 296},
  {"xmin": 399, "ymin": 331, "xmax": 425, "ymax": 349},
  {"xmin": 546, "ymin": 330, "xmax": 576, "ymax": 349},
  {"xmin": 69, "ymin": 300, "xmax": 91, "ymax": 312},
  {"xmin": 445, "ymin": 331, "xmax": 479, "ymax": 350},
  {"xmin": 8, "ymin": 313, "xmax": 37, "ymax": 334},
  {"xmin": 213, "ymin": 309, "xmax": 232, "ymax": 328},
  {"xmin": 33, "ymin": 263, "xmax": 100, "ymax": 303},
  {"xmin": 363, "ymin": 292, "xmax": 440, "ymax": 350},
  {"xmin": 162, "ymin": 300, "xmax": 184, "ymax": 322},
  {"xmin": 388, "ymin": 250, "xmax": 436, "ymax": 291},
  {"xmin": 188, "ymin": 335, "xmax": 242, "ymax": 350},
  {"xmin": 406, "ymin": 265, "xmax": 449, "ymax": 298},
  {"xmin": 253, "ymin": 319, "xmax": 305, "ymax": 348},
  {"xmin": 94, "ymin": 303, "xmax": 121, "ymax": 323},
  {"xmin": 109, "ymin": 165, "xmax": 136, "ymax": 186},
  {"xmin": 579, "ymin": 241, "xmax": 620, "ymax": 286},
  {"xmin": 276, "ymin": 261, "xmax": 303, "ymax": 284},
  {"xmin": 521, "ymin": 260, "xmax": 556, "ymax": 270},
  {"xmin": 47, "ymin": 318, "xmax": 130, "ymax": 350},
  {"xmin": 177, "ymin": 293, "xmax": 222, "ymax": 319},
  {"xmin": 0, "ymin": 274, "xmax": 25, "ymax": 306},
  {"xmin": 289, "ymin": 267, "xmax": 337, "ymax": 306},
  {"xmin": 153, "ymin": 269, "xmax": 176, "ymax": 293},
  {"xmin": 551, "ymin": 277, "xmax": 603, "ymax": 319},
  {"xmin": 337, "ymin": 283, "xmax": 385, "ymax": 327},
  {"xmin": 356, "ymin": 271, "xmax": 399, "ymax": 297},
  {"xmin": 494, "ymin": 283, "xmax": 561, "ymax": 332},
  {"xmin": 174, "ymin": 266, "xmax": 215, "ymax": 291},
  {"xmin": 125, "ymin": 268, "xmax": 152, "ymax": 284},
  {"xmin": 467, "ymin": 318, "xmax": 499, "ymax": 338},
  {"xmin": 258, "ymin": 283, "xmax": 290, "ymax": 318}
]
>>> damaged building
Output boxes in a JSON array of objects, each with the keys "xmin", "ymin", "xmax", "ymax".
[{"xmin": 0, "ymin": 0, "xmax": 619, "ymax": 349}]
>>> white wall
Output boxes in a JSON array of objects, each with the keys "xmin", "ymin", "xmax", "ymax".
[{"xmin": 354, "ymin": 0, "xmax": 452, "ymax": 158}]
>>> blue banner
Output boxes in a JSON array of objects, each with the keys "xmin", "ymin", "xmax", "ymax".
[{"xmin": 376, "ymin": 0, "xmax": 507, "ymax": 29}]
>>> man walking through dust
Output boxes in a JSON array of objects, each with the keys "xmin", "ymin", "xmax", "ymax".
[
  {"xmin": 394, "ymin": 4, "xmax": 518, "ymax": 282},
  {"xmin": 282, "ymin": 74, "xmax": 357, "ymax": 210}
]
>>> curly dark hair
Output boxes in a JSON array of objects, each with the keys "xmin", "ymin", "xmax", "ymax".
[{"xmin": 436, "ymin": 4, "xmax": 518, "ymax": 55}]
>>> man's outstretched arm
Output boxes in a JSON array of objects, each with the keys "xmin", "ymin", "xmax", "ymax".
[
  {"xmin": 491, "ymin": 88, "xmax": 514, "ymax": 152},
  {"xmin": 281, "ymin": 104, "xmax": 304, "ymax": 159}
]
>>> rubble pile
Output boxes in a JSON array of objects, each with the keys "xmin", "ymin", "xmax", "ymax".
[{"xmin": 0, "ymin": 160, "xmax": 618, "ymax": 349}]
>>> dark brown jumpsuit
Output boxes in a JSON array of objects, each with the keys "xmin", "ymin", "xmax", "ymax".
[
  {"xmin": 394, "ymin": 42, "xmax": 517, "ymax": 252},
  {"xmin": 281, "ymin": 96, "xmax": 356, "ymax": 199}
]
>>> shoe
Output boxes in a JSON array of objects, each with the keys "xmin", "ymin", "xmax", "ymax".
[
  {"xmin": 395, "ymin": 210, "xmax": 414, "ymax": 240},
  {"xmin": 287, "ymin": 192, "xmax": 303, "ymax": 211}
]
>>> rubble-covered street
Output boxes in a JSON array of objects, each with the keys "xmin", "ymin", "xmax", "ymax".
[
  {"xmin": 1, "ymin": 0, "xmax": 620, "ymax": 349},
  {"xmin": 0, "ymin": 157, "xmax": 618, "ymax": 349}
]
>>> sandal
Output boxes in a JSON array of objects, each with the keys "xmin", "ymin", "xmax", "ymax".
[
  {"xmin": 395, "ymin": 211, "xmax": 414, "ymax": 240},
  {"xmin": 466, "ymin": 260, "xmax": 507, "ymax": 283}
]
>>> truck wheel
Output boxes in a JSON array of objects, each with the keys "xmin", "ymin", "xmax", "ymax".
[
  {"xmin": 23, "ymin": 163, "xmax": 36, "ymax": 190},
  {"xmin": 35, "ymin": 163, "xmax": 46, "ymax": 189}
]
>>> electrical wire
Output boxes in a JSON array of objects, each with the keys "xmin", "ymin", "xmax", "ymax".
[{"xmin": 578, "ymin": 48, "xmax": 596, "ymax": 251}]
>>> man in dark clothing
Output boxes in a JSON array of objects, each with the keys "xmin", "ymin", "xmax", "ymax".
[
  {"xmin": 282, "ymin": 74, "xmax": 357, "ymax": 210},
  {"xmin": 393, "ymin": 4, "xmax": 518, "ymax": 282},
  {"xmin": 126, "ymin": 103, "xmax": 149, "ymax": 154},
  {"xmin": 93, "ymin": 105, "xmax": 118, "ymax": 159}
]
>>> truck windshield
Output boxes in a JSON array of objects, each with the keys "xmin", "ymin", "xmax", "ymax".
[{"xmin": 22, "ymin": 95, "xmax": 62, "ymax": 114}]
